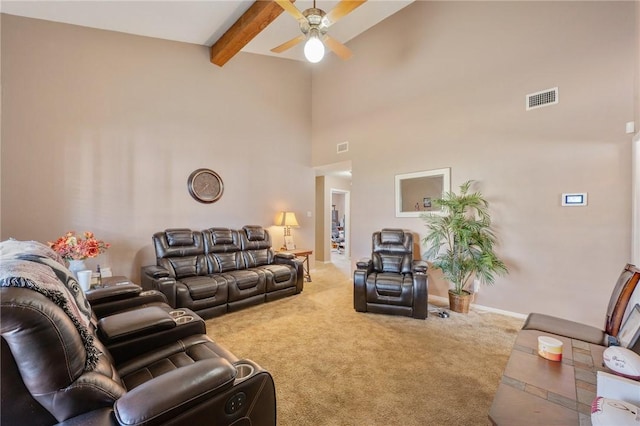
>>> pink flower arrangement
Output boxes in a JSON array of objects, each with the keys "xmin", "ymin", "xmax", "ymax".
[{"xmin": 48, "ymin": 231, "xmax": 110, "ymax": 261}]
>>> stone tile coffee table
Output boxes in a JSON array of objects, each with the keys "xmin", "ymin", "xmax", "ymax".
[{"xmin": 489, "ymin": 329, "xmax": 607, "ymax": 425}]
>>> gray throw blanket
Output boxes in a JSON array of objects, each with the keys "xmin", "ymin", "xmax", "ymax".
[{"xmin": 0, "ymin": 239, "xmax": 100, "ymax": 371}]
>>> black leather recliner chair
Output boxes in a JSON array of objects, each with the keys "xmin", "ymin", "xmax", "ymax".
[
  {"xmin": 1, "ymin": 241, "xmax": 276, "ymax": 426},
  {"xmin": 353, "ymin": 228, "xmax": 428, "ymax": 319}
]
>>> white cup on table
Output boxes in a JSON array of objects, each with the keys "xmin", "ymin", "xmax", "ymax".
[{"xmin": 77, "ymin": 270, "xmax": 93, "ymax": 292}]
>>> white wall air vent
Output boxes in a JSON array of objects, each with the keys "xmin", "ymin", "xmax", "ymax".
[
  {"xmin": 337, "ymin": 141, "xmax": 349, "ymax": 154},
  {"xmin": 526, "ymin": 87, "xmax": 558, "ymax": 111}
]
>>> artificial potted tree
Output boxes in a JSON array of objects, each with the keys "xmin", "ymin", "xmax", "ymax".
[{"xmin": 421, "ymin": 180, "xmax": 507, "ymax": 313}]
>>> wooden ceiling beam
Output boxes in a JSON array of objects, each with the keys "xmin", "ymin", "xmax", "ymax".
[{"xmin": 210, "ymin": 0, "xmax": 292, "ymax": 67}]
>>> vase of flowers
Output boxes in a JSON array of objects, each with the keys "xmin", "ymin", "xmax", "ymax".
[
  {"xmin": 67, "ymin": 259, "xmax": 88, "ymax": 277},
  {"xmin": 49, "ymin": 231, "xmax": 110, "ymax": 278}
]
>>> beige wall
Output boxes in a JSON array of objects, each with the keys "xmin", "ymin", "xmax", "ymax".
[
  {"xmin": 314, "ymin": 176, "xmax": 326, "ymax": 260},
  {"xmin": 0, "ymin": 15, "xmax": 3, "ymax": 236},
  {"xmin": 1, "ymin": 15, "xmax": 313, "ymax": 280},
  {"xmin": 312, "ymin": 1, "xmax": 636, "ymax": 327},
  {"xmin": 1, "ymin": 3, "xmax": 637, "ymax": 327},
  {"xmin": 636, "ymin": 1, "xmax": 640, "ymax": 129},
  {"xmin": 635, "ymin": 2, "xmax": 640, "ymax": 266}
]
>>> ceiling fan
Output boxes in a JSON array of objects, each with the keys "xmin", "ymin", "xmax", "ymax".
[{"xmin": 271, "ymin": 0, "xmax": 367, "ymax": 63}]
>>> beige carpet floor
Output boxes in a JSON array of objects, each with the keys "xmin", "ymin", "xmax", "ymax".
[{"xmin": 206, "ymin": 262, "xmax": 524, "ymax": 426}]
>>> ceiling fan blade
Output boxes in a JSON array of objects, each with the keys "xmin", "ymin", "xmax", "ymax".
[
  {"xmin": 271, "ymin": 34, "xmax": 306, "ymax": 53},
  {"xmin": 274, "ymin": 0, "xmax": 306, "ymax": 22},
  {"xmin": 323, "ymin": 35, "xmax": 353, "ymax": 60},
  {"xmin": 324, "ymin": 0, "xmax": 367, "ymax": 27}
]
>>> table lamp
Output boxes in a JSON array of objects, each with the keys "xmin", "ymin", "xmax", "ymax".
[{"xmin": 276, "ymin": 211, "xmax": 299, "ymax": 250}]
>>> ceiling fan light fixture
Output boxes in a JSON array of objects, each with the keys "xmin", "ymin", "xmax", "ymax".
[{"xmin": 304, "ymin": 29, "xmax": 325, "ymax": 63}]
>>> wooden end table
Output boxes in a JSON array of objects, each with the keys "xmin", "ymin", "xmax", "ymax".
[{"xmin": 280, "ymin": 249, "xmax": 313, "ymax": 282}]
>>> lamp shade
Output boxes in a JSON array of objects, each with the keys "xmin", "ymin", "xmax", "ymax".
[{"xmin": 276, "ymin": 211, "xmax": 299, "ymax": 227}]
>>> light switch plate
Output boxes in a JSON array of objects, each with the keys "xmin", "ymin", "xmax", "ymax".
[
  {"xmin": 561, "ymin": 193, "xmax": 587, "ymax": 206},
  {"xmin": 626, "ymin": 121, "xmax": 635, "ymax": 134}
]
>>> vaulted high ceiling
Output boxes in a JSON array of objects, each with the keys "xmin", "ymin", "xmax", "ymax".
[{"xmin": 0, "ymin": 1, "xmax": 413, "ymax": 64}]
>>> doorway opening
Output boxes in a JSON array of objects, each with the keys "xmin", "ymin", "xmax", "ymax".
[
  {"xmin": 314, "ymin": 161, "xmax": 352, "ymax": 274},
  {"xmin": 330, "ymin": 189, "xmax": 350, "ymax": 270}
]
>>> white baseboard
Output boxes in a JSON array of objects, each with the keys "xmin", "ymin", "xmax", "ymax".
[{"xmin": 429, "ymin": 295, "xmax": 528, "ymax": 320}]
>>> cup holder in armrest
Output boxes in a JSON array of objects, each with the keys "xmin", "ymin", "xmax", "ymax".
[
  {"xmin": 234, "ymin": 363, "xmax": 255, "ymax": 383},
  {"xmin": 174, "ymin": 315, "xmax": 194, "ymax": 325},
  {"xmin": 169, "ymin": 310, "xmax": 186, "ymax": 318}
]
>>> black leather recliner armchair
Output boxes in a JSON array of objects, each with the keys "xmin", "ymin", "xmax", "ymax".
[
  {"xmin": 1, "ymin": 241, "xmax": 276, "ymax": 426},
  {"xmin": 354, "ymin": 228, "xmax": 428, "ymax": 319}
]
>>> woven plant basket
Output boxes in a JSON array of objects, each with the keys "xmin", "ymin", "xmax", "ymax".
[{"xmin": 448, "ymin": 290, "xmax": 472, "ymax": 314}]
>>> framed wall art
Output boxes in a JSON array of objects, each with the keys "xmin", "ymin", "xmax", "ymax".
[{"xmin": 395, "ymin": 167, "xmax": 450, "ymax": 217}]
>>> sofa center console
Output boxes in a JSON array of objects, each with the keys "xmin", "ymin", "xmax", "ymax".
[
  {"xmin": 98, "ymin": 306, "xmax": 187, "ymax": 343},
  {"xmin": 85, "ymin": 276, "xmax": 168, "ymax": 318},
  {"xmin": 97, "ymin": 305, "xmax": 206, "ymax": 362}
]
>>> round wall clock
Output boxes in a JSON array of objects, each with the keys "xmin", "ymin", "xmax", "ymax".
[{"xmin": 187, "ymin": 168, "xmax": 224, "ymax": 204}]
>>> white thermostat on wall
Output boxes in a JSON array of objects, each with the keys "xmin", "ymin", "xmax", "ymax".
[{"xmin": 561, "ymin": 193, "xmax": 587, "ymax": 206}]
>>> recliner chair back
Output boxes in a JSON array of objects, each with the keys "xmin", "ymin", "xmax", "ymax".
[
  {"xmin": 153, "ymin": 229, "xmax": 207, "ymax": 279},
  {"xmin": 240, "ymin": 225, "xmax": 275, "ymax": 268},
  {"xmin": 371, "ymin": 229, "xmax": 414, "ymax": 274},
  {"xmin": 203, "ymin": 228, "xmax": 244, "ymax": 273},
  {"xmin": 3, "ymin": 238, "xmax": 279, "ymax": 426},
  {"xmin": 1, "ymin": 287, "xmax": 126, "ymax": 423}
]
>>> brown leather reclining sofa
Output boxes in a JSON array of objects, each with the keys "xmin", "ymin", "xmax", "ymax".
[{"xmin": 141, "ymin": 225, "xmax": 304, "ymax": 319}]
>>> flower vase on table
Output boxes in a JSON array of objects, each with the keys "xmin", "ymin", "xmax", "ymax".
[
  {"xmin": 49, "ymin": 231, "xmax": 110, "ymax": 280},
  {"xmin": 67, "ymin": 259, "xmax": 87, "ymax": 279}
]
